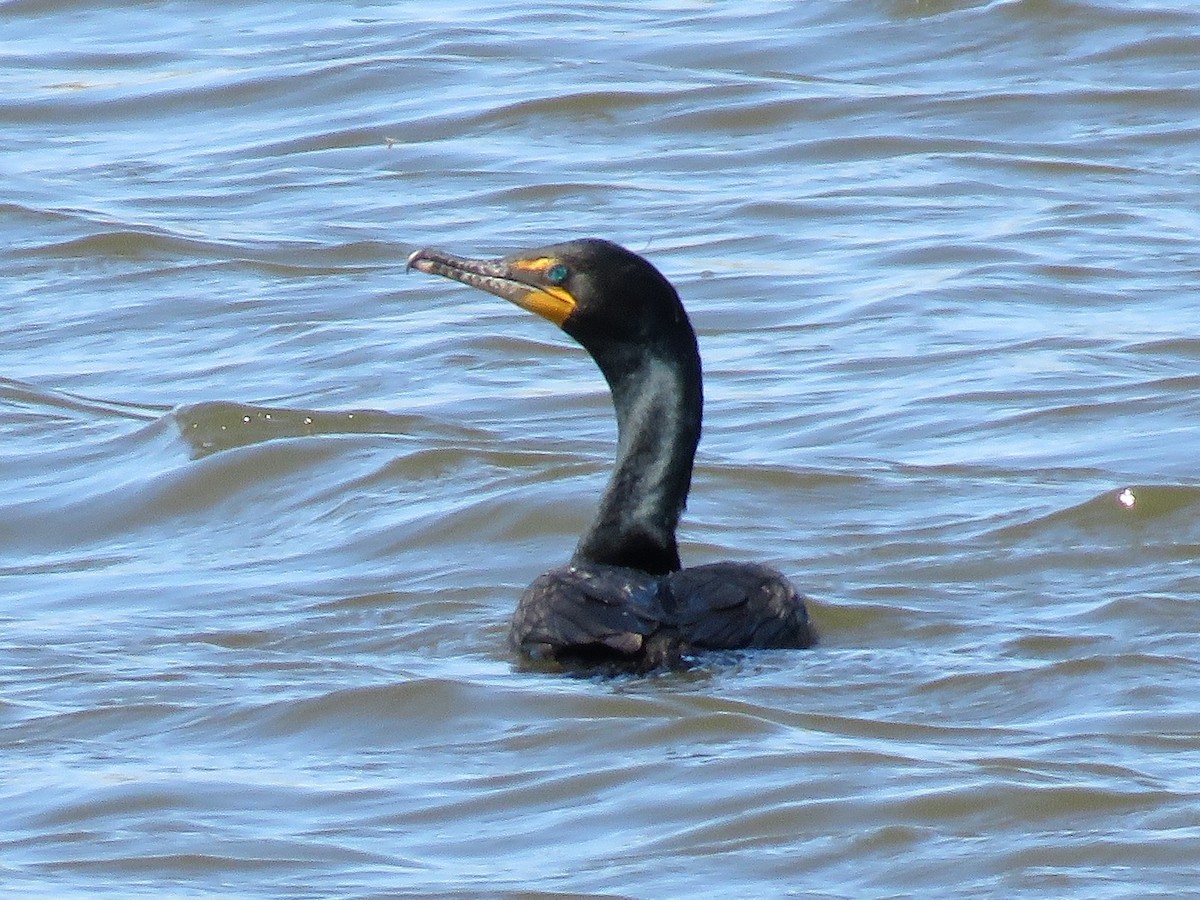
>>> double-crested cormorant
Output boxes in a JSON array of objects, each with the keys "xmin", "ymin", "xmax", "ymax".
[{"xmin": 407, "ymin": 238, "xmax": 813, "ymax": 671}]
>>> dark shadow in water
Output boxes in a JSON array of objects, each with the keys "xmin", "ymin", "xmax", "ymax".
[
  {"xmin": 175, "ymin": 401, "xmax": 437, "ymax": 459},
  {"xmin": 1, "ymin": 375, "xmax": 453, "ymax": 460}
]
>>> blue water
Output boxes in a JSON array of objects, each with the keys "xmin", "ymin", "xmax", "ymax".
[{"xmin": 3, "ymin": 1, "xmax": 1200, "ymax": 895}]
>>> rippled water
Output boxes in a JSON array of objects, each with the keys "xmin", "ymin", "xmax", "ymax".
[{"xmin": 4, "ymin": 0, "xmax": 1200, "ymax": 895}]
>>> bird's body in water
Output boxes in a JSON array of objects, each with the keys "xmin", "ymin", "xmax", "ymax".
[{"xmin": 407, "ymin": 238, "xmax": 813, "ymax": 671}]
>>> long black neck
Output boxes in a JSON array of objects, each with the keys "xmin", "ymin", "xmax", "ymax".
[{"xmin": 572, "ymin": 328, "xmax": 703, "ymax": 576}]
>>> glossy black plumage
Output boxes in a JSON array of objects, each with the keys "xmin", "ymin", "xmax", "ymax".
[{"xmin": 408, "ymin": 238, "xmax": 814, "ymax": 671}]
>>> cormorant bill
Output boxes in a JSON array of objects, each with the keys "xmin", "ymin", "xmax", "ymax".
[{"xmin": 407, "ymin": 238, "xmax": 814, "ymax": 671}]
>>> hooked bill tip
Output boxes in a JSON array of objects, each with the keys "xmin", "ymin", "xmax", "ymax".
[{"xmin": 406, "ymin": 248, "xmax": 433, "ymax": 273}]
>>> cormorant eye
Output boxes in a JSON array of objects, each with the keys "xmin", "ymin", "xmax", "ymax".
[{"xmin": 546, "ymin": 263, "xmax": 569, "ymax": 285}]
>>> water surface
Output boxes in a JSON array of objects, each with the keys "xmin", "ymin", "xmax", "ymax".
[{"xmin": 3, "ymin": 1, "xmax": 1200, "ymax": 895}]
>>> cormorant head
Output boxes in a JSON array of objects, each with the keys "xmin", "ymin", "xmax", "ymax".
[
  {"xmin": 409, "ymin": 238, "xmax": 704, "ymax": 577},
  {"xmin": 406, "ymin": 238, "xmax": 690, "ymax": 353}
]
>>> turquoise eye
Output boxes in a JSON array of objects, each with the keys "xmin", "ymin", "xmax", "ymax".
[{"xmin": 546, "ymin": 263, "xmax": 569, "ymax": 284}]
